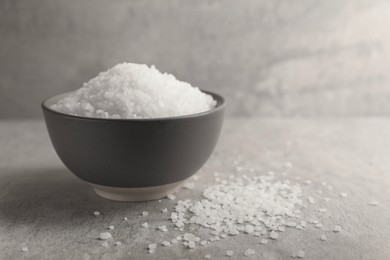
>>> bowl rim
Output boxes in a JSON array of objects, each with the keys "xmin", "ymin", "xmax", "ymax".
[{"xmin": 42, "ymin": 89, "xmax": 226, "ymax": 122}]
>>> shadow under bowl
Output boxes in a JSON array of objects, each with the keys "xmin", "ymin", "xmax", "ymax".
[{"xmin": 42, "ymin": 90, "xmax": 226, "ymax": 201}]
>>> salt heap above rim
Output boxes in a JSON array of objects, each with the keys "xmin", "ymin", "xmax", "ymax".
[{"xmin": 50, "ymin": 63, "xmax": 217, "ymax": 119}]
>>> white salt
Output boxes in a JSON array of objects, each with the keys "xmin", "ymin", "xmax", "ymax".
[
  {"xmin": 141, "ymin": 222, "xmax": 149, "ymax": 228},
  {"xmin": 226, "ymin": 250, "xmax": 234, "ymax": 256},
  {"xmin": 99, "ymin": 232, "xmax": 112, "ymax": 240},
  {"xmin": 93, "ymin": 211, "xmax": 100, "ymax": 217},
  {"xmin": 244, "ymin": 249, "xmax": 255, "ymax": 257},
  {"xmin": 21, "ymin": 247, "xmax": 28, "ymax": 252},
  {"xmin": 162, "ymin": 241, "xmax": 171, "ymax": 247},
  {"xmin": 368, "ymin": 200, "xmax": 379, "ymax": 206},
  {"xmin": 51, "ymin": 63, "xmax": 216, "ymax": 119},
  {"xmin": 114, "ymin": 241, "xmax": 121, "ymax": 246},
  {"xmin": 297, "ymin": 250, "xmax": 305, "ymax": 258},
  {"xmin": 334, "ymin": 225, "xmax": 342, "ymax": 232}
]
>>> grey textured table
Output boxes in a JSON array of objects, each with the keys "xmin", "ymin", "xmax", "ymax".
[{"xmin": 1, "ymin": 119, "xmax": 389, "ymax": 260}]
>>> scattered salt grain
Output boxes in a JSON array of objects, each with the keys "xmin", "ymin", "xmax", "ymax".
[
  {"xmin": 200, "ymin": 240, "xmax": 208, "ymax": 246},
  {"xmin": 142, "ymin": 211, "xmax": 149, "ymax": 216},
  {"xmin": 99, "ymin": 232, "xmax": 112, "ymax": 240},
  {"xmin": 93, "ymin": 211, "xmax": 100, "ymax": 217},
  {"xmin": 167, "ymin": 194, "xmax": 176, "ymax": 200},
  {"xmin": 141, "ymin": 222, "xmax": 149, "ymax": 228},
  {"xmin": 158, "ymin": 225, "xmax": 168, "ymax": 232},
  {"xmin": 244, "ymin": 249, "xmax": 255, "ymax": 257},
  {"xmin": 226, "ymin": 250, "xmax": 234, "ymax": 257},
  {"xmin": 162, "ymin": 241, "xmax": 171, "ymax": 247},
  {"xmin": 315, "ymin": 223, "xmax": 323, "ymax": 228},
  {"xmin": 304, "ymin": 180, "xmax": 312, "ymax": 185},
  {"xmin": 147, "ymin": 243, "xmax": 157, "ymax": 254},
  {"xmin": 171, "ymin": 239, "xmax": 178, "ymax": 244},
  {"xmin": 114, "ymin": 241, "xmax": 121, "ymax": 246},
  {"xmin": 260, "ymin": 239, "xmax": 269, "ymax": 244},
  {"xmin": 339, "ymin": 193, "xmax": 348, "ymax": 198},
  {"xmin": 162, "ymin": 208, "xmax": 168, "ymax": 213},
  {"xmin": 123, "ymin": 217, "xmax": 128, "ymax": 221},
  {"xmin": 308, "ymin": 197, "xmax": 315, "ymax": 204},
  {"xmin": 108, "ymin": 225, "xmax": 114, "ymax": 230},
  {"xmin": 183, "ymin": 182, "xmax": 195, "ymax": 189},
  {"xmin": 51, "ymin": 63, "xmax": 216, "ymax": 119},
  {"xmin": 320, "ymin": 235, "xmax": 327, "ymax": 241},
  {"xmin": 21, "ymin": 247, "xmax": 28, "ymax": 252},
  {"xmin": 204, "ymin": 254, "xmax": 211, "ymax": 259},
  {"xmin": 368, "ymin": 201, "xmax": 379, "ymax": 206},
  {"xmin": 334, "ymin": 225, "xmax": 342, "ymax": 232},
  {"xmin": 318, "ymin": 208, "xmax": 327, "ymax": 213},
  {"xmin": 244, "ymin": 225, "xmax": 254, "ymax": 234},
  {"xmin": 297, "ymin": 250, "xmax": 305, "ymax": 258},
  {"xmin": 270, "ymin": 231, "xmax": 279, "ymax": 240},
  {"xmin": 286, "ymin": 222, "xmax": 297, "ymax": 227},
  {"xmin": 187, "ymin": 241, "xmax": 196, "ymax": 249}
]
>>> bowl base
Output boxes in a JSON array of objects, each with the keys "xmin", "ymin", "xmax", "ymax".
[{"xmin": 90, "ymin": 181, "xmax": 185, "ymax": 202}]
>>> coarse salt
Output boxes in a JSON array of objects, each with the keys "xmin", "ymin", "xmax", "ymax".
[{"xmin": 51, "ymin": 63, "xmax": 216, "ymax": 119}]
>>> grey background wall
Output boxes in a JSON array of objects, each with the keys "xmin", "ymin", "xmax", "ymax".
[{"xmin": 1, "ymin": 0, "xmax": 390, "ymax": 118}]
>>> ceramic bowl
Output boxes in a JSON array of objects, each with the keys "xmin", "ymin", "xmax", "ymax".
[{"xmin": 42, "ymin": 90, "xmax": 225, "ymax": 201}]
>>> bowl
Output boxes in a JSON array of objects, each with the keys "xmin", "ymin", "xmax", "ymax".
[{"xmin": 42, "ymin": 90, "xmax": 225, "ymax": 201}]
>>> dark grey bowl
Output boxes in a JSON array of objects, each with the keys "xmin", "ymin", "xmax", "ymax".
[{"xmin": 42, "ymin": 90, "xmax": 225, "ymax": 201}]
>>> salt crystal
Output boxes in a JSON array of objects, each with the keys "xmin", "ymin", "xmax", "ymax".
[
  {"xmin": 368, "ymin": 201, "xmax": 379, "ymax": 206},
  {"xmin": 93, "ymin": 211, "xmax": 100, "ymax": 217},
  {"xmin": 187, "ymin": 241, "xmax": 196, "ymax": 249},
  {"xmin": 308, "ymin": 197, "xmax": 315, "ymax": 204},
  {"xmin": 171, "ymin": 239, "xmax": 178, "ymax": 244},
  {"xmin": 244, "ymin": 225, "xmax": 254, "ymax": 234},
  {"xmin": 260, "ymin": 239, "xmax": 268, "ymax": 244},
  {"xmin": 318, "ymin": 208, "xmax": 327, "ymax": 213},
  {"xmin": 141, "ymin": 222, "xmax": 149, "ymax": 228},
  {"xmin": 158, "ymin": 225, "xmax": 168, "ymax": 232},
  {"xmin": 51, "ymin": 63, "xmax": 216, "ymax": 119},
  {"xmin": 108, "ymin": 225, "xmax": 114, "ymax": 230},
  {"xmin": 99, "ymin": 232, "xmax": 112, "ymax": 240},
  {"xmin": 204, "ymin": 254, "xmax": 211, "ymax": 259},
  {"xmin": 162, "ymin": 208, "xmax": 168, "ymax": 213},
  {"xmin": 21, "ymin": 247, "xmax": 28, "ymax": 252},
  {"xmin": 278, "ymin": 226, "xmax": 285, "ymax": 232},
  {"xmin": 183, "ymin": 182, "xmax": 195, "ymax": 189},
  {"xmin": 334, "ymin": 225, "xmax": 342, "ymax": 232},
  {"xmin": 304, "ymin": 180, "xmax": 312, "ymax": 185},
  {"xmin": 226, "ymin": 250, "xmax": 234, "ymax": 256},
  {"xmin": 340, "ymin": 193, "xmax": 348, "ymax": 198},
  {"xmin": 270, "ymin": 231, "xmax": 279, "ymax": 240},
  {"xmin": 315, "ymin": 223, "xmax": 323, "ymax": 228},
  {"xmin": 114, "ymin": 241, "xmax": 121, "ymax": 246},
  {"xmin": 286, "ymin": 222, "xmax": 296, "ymax": 227},
  {"xmin": 123, "ymin": 217, "xmax": 128, "ymax": 221},
  {"xmin": 297, "ymin": 250, "xmax": 305, "ymax": 258},
  {"xmin": 320, "ymin": 235, "xmax": 327, "ymax": 241},
  {"xmin": 162, "ymin": 241, "xmax": 171, "ymax": 247},
  {"xmin": 244, "ymin": 249, "xmax": 255, "ymax": 257},
  {"xmin": 142, "ymin": 211, "xmax": 149, "ymax": 216},
  {"xmin": 148, "ymin": 243, "xmax": 157, "ymax": 250},
  {"xmin": 200, "ymin": 240, "xmax": 208, "ymax": 246},
  {"xmin": 167, "ymin": 194, "xmax": 176, "ymax": 200}
]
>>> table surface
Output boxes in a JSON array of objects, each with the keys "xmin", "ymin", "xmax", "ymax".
[{"xmin": 1, "ymin": 119, "xmax": 389, "ymax": 260}]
